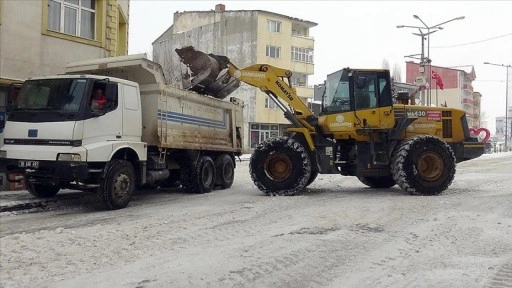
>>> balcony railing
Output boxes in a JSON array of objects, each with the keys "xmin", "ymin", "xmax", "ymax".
[{"xmin": 291, "ymin": 31, "xmax": 314, "ymax": 39}]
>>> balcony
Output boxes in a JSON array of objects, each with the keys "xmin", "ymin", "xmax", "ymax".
[
  {"xmin": 463, "ymin": 83, "xmax": 473, "ymax": 92},
  {"xmin": 294, "ymin": 86, "xmax": 314, "ymax": 99}
]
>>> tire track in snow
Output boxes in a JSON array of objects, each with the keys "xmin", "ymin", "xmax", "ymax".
[{"xmin": 488, "ymin": 261, "xmax": 512, "ymax": 288}]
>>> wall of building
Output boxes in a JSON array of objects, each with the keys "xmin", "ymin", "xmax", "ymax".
[
  {"xmin": 152, "ymin": 8, "xmax": 316, "ymax": 151},
  {"xmin": 406, "ymin": 61, "xmax": 481, "ymax": 128},
  {"xmin": 0, "ymin": 0, "xmax": 128, "ymax": 81}
]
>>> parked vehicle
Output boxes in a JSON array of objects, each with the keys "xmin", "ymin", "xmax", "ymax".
[{"xmin": 0, "ymin": 54, "xmax": 244, "ymax": 209}]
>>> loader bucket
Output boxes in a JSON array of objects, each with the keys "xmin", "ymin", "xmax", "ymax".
[{"xmin": 175, "ymin": 46, "xmax": 240, "ymax": 99}]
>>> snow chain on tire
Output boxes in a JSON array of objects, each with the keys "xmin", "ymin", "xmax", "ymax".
[
  {"xmin": 249, "ymin": 136, "xmax": 312, "ymax": 196},
  {"xmin": 391, "ymin": 135, "xmax": 456, "ymax": 195}
]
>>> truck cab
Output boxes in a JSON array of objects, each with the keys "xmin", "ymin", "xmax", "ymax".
[{"xmin": 0, "ymin": 75, "xmax": 147, "ymax": 203}]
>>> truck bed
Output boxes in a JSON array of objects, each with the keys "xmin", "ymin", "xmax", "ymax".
[{"xmin": 66, "ymin": 54, "xmax": 244, "ymax": 153}]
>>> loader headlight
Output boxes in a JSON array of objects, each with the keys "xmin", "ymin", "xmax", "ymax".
[{"xmin": 57, "ymin": 153, "xmax": 81, "ymax": 161}]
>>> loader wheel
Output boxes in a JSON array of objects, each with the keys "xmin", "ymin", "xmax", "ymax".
[
  {"xmin": 186, "ymin": 156, "xmax": 216, "ymax": 194},
  {"xmin": 215, "ymin": 154, "xmax": 235, "ymax": 189},
  {"xmin": 249, "ymin": 137, "xmax": 311, "ymax": 196},
  {"xmin": 391, "ymin": 135, "xmax": 456, "ymax": 195},
  {"xmin": 357, "ymin": 176, "xmax": 396, "ymax": 189},
  {"xmin": 25, "ymin": 178, "xmax": 60, "ymax": 198},
  {"xmin": 98, "ymin": 160, "xmax": 135, "ymax": 210},
  {"xmin": 305, "ymin": 168, "xmax": 319, "ymax": 188}
]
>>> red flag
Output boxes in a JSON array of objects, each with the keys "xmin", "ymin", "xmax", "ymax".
[{"xmin": 432, "ymin": 71, "xmax": 444, "ymax": 90}]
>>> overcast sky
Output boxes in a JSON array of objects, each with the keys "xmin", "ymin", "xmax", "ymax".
[{"xmin": 128, "ymin": 1, "xmax": 512, "ymax": 134}]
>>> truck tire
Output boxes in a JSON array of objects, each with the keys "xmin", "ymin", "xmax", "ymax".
[
  {"xmin": 391, "ymin": 135, "xmax": 456, "ymax": 195},
  {"xmin": 98, "ymin": 160, "xmax": 135, "ymax": 210},
  {"xmin": 25, "ymin": 178, "xmax": 60, "ymax": 198},
  {"xmin": 187, "ymin": 155, "xmax": 216, "ymax": 194},
  {"xmin": 215, "ymin": 154, "xmax": 234, "ymax": 189},
  {"xmin": 250, "ymin": 137, "xmax": 311, "ymax": 196},
  {"xmin": 357, "ymin": 176, "xmax": 396, "ymax": 188}
]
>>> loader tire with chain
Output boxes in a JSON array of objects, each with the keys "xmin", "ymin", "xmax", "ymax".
[
  {"xmin": 249, "ymin": 137, "xmax": 311, "ymax": 196},
  {"xmin": 391, "ymin": 135, "xmax": 456, "ymax": 195}
]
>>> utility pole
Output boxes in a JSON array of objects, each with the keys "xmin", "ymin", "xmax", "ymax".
[
  {"xmin": 484, "ymin": 62, "xmax": 511, "ymax": 148},
  {"xmin": 397, "ymin": 15, "xmax": 465, "ymax": 106}
]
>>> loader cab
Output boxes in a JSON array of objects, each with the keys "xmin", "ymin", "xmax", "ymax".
[{"xmin": 321, "ymin": 68, "xmax": 393, "ymax": 114}]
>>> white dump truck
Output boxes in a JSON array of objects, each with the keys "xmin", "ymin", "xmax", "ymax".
[{"xmin": 0, "ymin": 54, "xmax": 244, "ymax": 209}]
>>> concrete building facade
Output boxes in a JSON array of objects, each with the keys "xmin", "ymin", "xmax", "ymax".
[
  {"xmin": 152, "ymin": 4, "xmax": 317, "ymax": 151},
  {"xmin": 406, "ymin": 62, "xmax": 482, "ymax": 128},
  {"xmin": 0, "ymin": 0, "xmax": 129, "ymax": 190}
]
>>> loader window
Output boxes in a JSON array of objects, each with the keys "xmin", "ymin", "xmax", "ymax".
[
  {"xmin": 377, "ymin": 74, "xmax": 393, "ymax": 107},
  {"xmin": 323, "ymin": 69, "xmax": 350, "ymax": 113},
  {"xmin": 354, "ymin": 76, "xmax": 377, "ymax": 110}
]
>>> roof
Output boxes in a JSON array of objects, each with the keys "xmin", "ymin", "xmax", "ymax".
[
  {"xmin": 174, "ymin": 9, "xmax": 318, "ymax": 27},
  {"xmin": 406, "ymin": 61, "xmax": 477, "ymax": 80}
]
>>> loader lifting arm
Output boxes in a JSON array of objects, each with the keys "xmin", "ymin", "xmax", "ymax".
[
  {"xmin": 175, "ymin": 46, "xmax": 317, "ymax": 133},
  {"xmin": 228, "ymin": 63, "xmax": 317, "ymax": 132}
]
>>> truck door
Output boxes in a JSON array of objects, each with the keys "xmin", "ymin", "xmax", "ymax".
[
  {"xmin": 121, "ymin": 84, "xmax": 142, "ymax": 141},
  {"xmin": 82, "ymin": 81, "xmax": 123, "ymax": 153}
]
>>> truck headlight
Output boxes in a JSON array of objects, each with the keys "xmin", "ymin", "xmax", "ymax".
[
  {"xmin": 0, "ymin": 150, "xmax": 6, "ymax": 158},
  {"xmin": 57, "ymin": 153, "xmax": 81, "ymax": 161}
]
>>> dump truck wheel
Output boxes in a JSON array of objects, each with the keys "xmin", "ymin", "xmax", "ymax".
[
  {"xmin": 187, "ymin": 156, "xmax": 216, "ymax": 194},
  {"xmin": 249, "ymin": 137, "xmax": 311, "ymax": 196},
  {"xmin": 391, "ymin": 135, "xmax": 456, "ymax": 195},
  {"xmin": 98, "ymin": 160, "xmax": 135, "ymax": 210},
  {"xmin": 25, "ymin": 178, "xmax": 60, "ymax": 198},
  {"xmin": 357, "ymin": 176, "xmax": 396, "ymax": 188},
  {"xmin": 215, "ymin": 154, "xmax": 234, "ymax": 189}
]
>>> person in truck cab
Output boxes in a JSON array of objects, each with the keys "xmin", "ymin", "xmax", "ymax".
[{"xmin": 90, "ymin": 88, "xmax": 106, "ymax": 111}]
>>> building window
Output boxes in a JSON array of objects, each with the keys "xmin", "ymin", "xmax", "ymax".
[
  {"xmin": 266, "ymin": 45, "xmax": 281, "ymax": 58},
  {"xmin": 265, "ymin": 97, "xmax": 278, "ymax": 109},
  {"xmin": 250, "ymin": 124, "xmax": 279, "ymax": 148},
  {"xmin": 291, "ymin": 46, "xmax": 314, "ymax": 63},
  {"xmin": 267, "ymin": 20, "xmax": 281, "ymax": 33},
  {"xmin": 47, "ymin": 0, "xmax": 96, "ymax": 40}
]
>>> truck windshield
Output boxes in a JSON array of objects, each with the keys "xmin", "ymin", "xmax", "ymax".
[
  {"xmin": 9, "ymin": 78, "xmax": 88, "ymax": 114},
  {"xmin": 322, "ymin": 69, "xmax": 350, "ymax": 113}
]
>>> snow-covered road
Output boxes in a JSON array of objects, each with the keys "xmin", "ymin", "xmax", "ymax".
[{"xmin": 1, "ymin": 153, "xmax": 511, "ymax": 288}]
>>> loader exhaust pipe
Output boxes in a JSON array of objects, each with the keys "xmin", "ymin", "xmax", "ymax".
[{"xmin": 175, "ymin": 46, "xmax": 240, "ymax": 99}]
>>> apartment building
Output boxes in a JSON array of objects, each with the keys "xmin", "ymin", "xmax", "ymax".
[
  {"xmin": 152, "ymin": 4, "xmax": 317, "ymax": 151},
  {"xmin": 0, "ymin": 0, "xmax": 129, "ymax": 190},
  {"xmin": 406, "ymin": 62, "xmax": 482, "ymax": 128}
]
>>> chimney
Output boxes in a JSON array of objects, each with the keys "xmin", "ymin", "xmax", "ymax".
[{"xmin": 215, "ymin": 4, "xmax": 225, "ymax": 12}]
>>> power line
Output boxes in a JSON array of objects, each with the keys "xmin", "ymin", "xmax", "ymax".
[{"xmin": 431, "ymin": 32, "xmax": 512, "ymax": 48}]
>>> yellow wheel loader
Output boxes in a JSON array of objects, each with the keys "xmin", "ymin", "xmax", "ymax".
[{"xmin": 176, "ymin": 46, "xmax": 485, "ymax": 196}]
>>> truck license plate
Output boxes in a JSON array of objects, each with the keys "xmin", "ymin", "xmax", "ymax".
[{"xmin": 19, "ymin": 160, "xmax": 39, "ymax": 168}]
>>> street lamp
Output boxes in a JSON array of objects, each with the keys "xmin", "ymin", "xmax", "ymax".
[
  {"xmin": 397, "ymin": 29, "xmax": 438, "ymax": 106},
  {"xmin": 397, "ymin": 15, "xmax": 465, "ymax": 105},
  {"xmin": 484, "ymin": 62, "xmax": 511, "ymax": 148}
]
